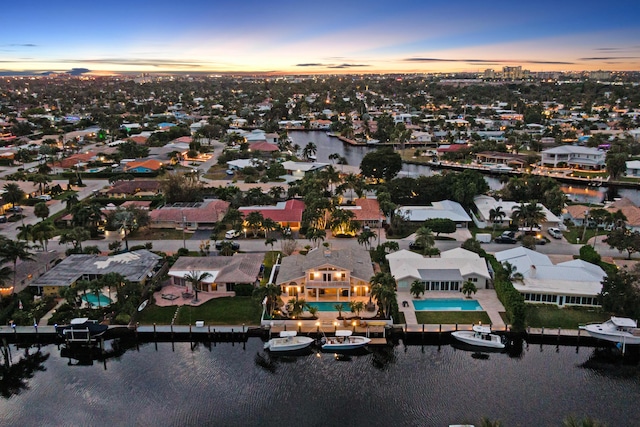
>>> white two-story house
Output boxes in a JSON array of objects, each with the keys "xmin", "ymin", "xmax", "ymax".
[{"xmin": 540, "ymin": 146, "xmax": 605, "ymax": 170}]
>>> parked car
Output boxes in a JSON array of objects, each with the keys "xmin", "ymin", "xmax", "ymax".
[
  {"xmin": 548, "ymin": 227, "xmax": 562, "ymax": 239},
  {"xmin": 494, "ymin": 235, "xmax": 517, "ymax": 244},
  {"xmin": 36, "ymin": 194, "xmax": 52, "ymax": 201},
  {"xmin": 0, "ymin": 215, "xmax": 6, "ymax": 223},
  {"xmin": 215, "ymin": 241, "xmax": 240, "ymax": 251},
  {"xmin": 7, "ymin": 206, "xmax": 23, "ymax": 213},
  {"xmin": 409, "ymin": 241, "xmax": 423, "ymax": 250},
  {"xmin": 225, "ymin": 229, "xmax": 241, "ymax": 239}
]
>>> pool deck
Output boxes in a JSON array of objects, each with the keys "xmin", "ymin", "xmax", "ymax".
[{"xmin": 398, "ymin": 289, "xmax": 506, "ymax": 329}]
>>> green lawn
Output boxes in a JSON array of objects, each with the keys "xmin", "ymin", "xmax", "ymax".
[
  {"xmin": 415, "ymin": 311, "xmax": 491, "ymax": 325},
  {"xmin": 138, "ymin": 297, "xmax": 263, "ymax": 325},
  {"xmin": 130, "ymin": 228, "xmax": 193, "ymax": 240},
  {"xmin": 562, "ymin": 226, "xmax": 606, "ymax": 244},
  {"xmin": 525, "ymin": 304, "xmax": 610, "ymax": 329}
]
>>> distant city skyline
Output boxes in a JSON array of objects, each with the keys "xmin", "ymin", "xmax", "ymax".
[{"xmin": 2, "ymin": 1, "xmax": 640, "ymax": 75}]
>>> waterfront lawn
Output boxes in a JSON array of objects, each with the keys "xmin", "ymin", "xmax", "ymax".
[
  {"xmin": 415, "ymin": 311, "xmax": 491, "ymax": 325},
  {"xmin": 138, "ymin": 297, "xmax": 262, "ymax": 325},
  {"xmin": 176, "ymin": 297, "xmax": 262, "ymax": 325},
  {"xmin": 525, "ymin": 304, "xmax": 610, "ymax": 329}
]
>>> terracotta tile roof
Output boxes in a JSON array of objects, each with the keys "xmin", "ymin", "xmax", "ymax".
[
  {"xmin": 437, "ymin": 144, "xmax": 467, "ymax": 153},
  {"xmin": 250, "ymin": 141, "xmax": 279, "ymax": 152},
  {"xmin": 239, "ymin": 199, "xmax": 305, "ymax": 223},
  {"xmin": 124, "ymin": 159, "xmax": 163, "ymax": 172},
  {"xmin": 565, "ymin": 204, "xmax": 589, "ymax": 219},
  {"xmin": 105, "ymin": 180, "xmax": 161, "ymax": 195},
  {"xmin": 607, "ymin": 206, "xmax": 640, "ymax": 227},
  {"xmin": 57, "ymin": 152, "xmax": 95, "ymax": 169},
  {"xmin": 610, "ymin": 197, "xmax": 636, "ymax": 208},
  {"xmin": 128, "ymin": 136, "xmax": 148, "ymax": 145},
  {"xmin": 121, "ymin": 200, "xmax": 152, "ymax": 209},
  {"xmin": 149, "ymin": 199, "xmax": 230, "ymax": 223},
  {"xmin": 173, "ymin": 136, "xmax": 192, "ymax": 144}
]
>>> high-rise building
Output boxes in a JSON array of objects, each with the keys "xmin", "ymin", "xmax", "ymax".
[{"xmin": 502, "ymin": 66, "xmax": 523, "ymax": 80}]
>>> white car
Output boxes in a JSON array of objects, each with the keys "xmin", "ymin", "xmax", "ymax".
[
  {"xmin": 225, "ymin": 230, "xmax": 241, "ymax": 239},
  {"xmin": 548, "ymin": 227, "xmax": 562, "ymax": 239},
  {"xmin": 36, "ymin": 195, "xmax": 52, "ymax": 201}
]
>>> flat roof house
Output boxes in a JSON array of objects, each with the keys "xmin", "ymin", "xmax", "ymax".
[
  {"xmin": 387, "ymin": 248, "xmax": 491, "ymax": 292},
  {"xmin": 396, "ymin": 200, "xmax": 471, "ymax": 228},
  {"xmin": 495, "ymin": 247, "xmax": 606, "ymax": 307}
]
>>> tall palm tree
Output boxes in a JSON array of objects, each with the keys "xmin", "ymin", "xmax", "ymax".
[
  {"xmin": 415, "ymin": 226, "xmax": 435, "ymax": 254},
  {"xmin": 0, "ymin": 239, "xmax": 34, "ymax": 294},
  {"xmin": 488, "ymin": 206, "xmax": 506, "ymax": 232},
  {"xmin": 64, "ymin": 193, "xmax": 80, "ymax": 210},
  {"xmin": 253, "ymin": 283, "xmax": 281, "ymax": 317},
  {"xmin": 3, "ymin": 182, "xmax": 25, "ymax": 210},
  {"xmin": 89, "ymin": 280, "xmax": 104, "ymax": 308},
  {"xmin": 511, "ymin": 202, "xmax": 546, "ymax": 232},
  {"xmin": 370, "ymin": 272, "xmax": 397, "ymax": 318},
  {"xmin": 302, "ymin": 142, "xmax": 317, "ymax": 161},
  {"xmin": 0, "ymin": 266, "xmax": 13, "ymax": 289},
  {"xmin": 357, "ymin": 229, "xmax": 377, "ymax": 250},
  {"xmin": 16, "ymin": 224, "xmax": 34, "ymax": 243},
  {"xmin": 183, "ymin": 270, "xmax": 212, "ymax": 302},
  {"xmin": 31, "ymin": 222, "xmax": 55, "ymax": 251}
]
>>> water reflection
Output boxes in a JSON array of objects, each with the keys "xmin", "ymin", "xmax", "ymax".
[
  {"xmin": 0, "ymin": 344, "xmax": 49, "ymax": 398},
  {"xmin": 59, "ymin": 338, "xmax": 137, "ymax": 369}
]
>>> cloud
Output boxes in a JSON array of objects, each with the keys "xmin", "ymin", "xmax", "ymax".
[
  {"xmin": 327, "ymin": 63, "xmax": 368, "ymax": 69},
  {"xmin": 404, "ymin": 57, "xmax": 574, "ymax": 65},
  {"xmin": 579, "ymin": 56, "xmax": 639, "ymax": 61},
  {"xmin": 59, "ymin": 58, "xmax": 205, "ymax": 68},
  {"xmin": 296, "ymin": 63, "xmax": 324, "ymax": 67},
  {"xmin": 67, "ymin": 68, "xmax": 90, "ymax": 75}
]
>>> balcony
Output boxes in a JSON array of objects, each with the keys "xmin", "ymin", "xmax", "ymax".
[{"xmin": 305, "ymin": 280, "xmax": 351, "ymax": 288}]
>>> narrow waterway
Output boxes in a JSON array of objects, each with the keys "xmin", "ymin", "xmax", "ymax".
[
  {"xmin": 0, "ymin": 340, "xmax": 638, "ymax": 426},
  {"xmin": 289, "ymin": 130, "xmax": 640, "ymax": 204}
]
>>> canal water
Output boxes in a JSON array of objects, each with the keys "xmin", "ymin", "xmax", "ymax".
[
  {"xmin": 1, "ymin": 339, "xmax": 639, "ymax": 426},
  {"xmin": 289, "ymin": 131, "xmax": 640, "ymax": 205}
]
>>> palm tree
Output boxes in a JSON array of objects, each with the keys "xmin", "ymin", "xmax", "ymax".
[
  {"xmin": 114, "ymin": 210, "xmax": 136, "ymax": 251},
  {"xmin": 183, "ymin": 270, "xmax": 212, "ymax": 302},
  {"xmin": 370, "ymin": 272, "xmax": 397, "ymax": 318},
  {"xmin": 306, "ymin": 227, "xmax": 327, "ymax": 248},
  {"xmin": 488, "ymin": 206, "xmax": 506, "ymax": 232},
  {"xmin": 349, "ymin": 301, "xmax": 365, "ymax": 317},
  {"xmin": 244, "ymin": 211, "xmax": 264, "ymax": 238},
  {"xmin": 334, "ymin": 303, "xmax": 345, "ymax": 319},
  {"xmin": 32, "ymin": 222, "xmax": 55, "ymax": 251},
  {"xmin": 217, "ymin": 240, "xmax": 236, "ymax": 256},
  {"xmin": 302, "ymin": 142, "xmax": 317, "ymax": 161},
  {"xmin": 64, "ymin": 193, "xmax": 80, "ymax": 210},
  {"xmin": 563, "ymin": 416, "xmax": 606, "ymax": 427},
  {"xmin": 253, "ymin": 283, "xmax": 281, "ymax": 317},
  {"xmin": 410, "ymin": 280, "xmax": 426, "ymax": 298},
  {"xmin": 16, "ymin": 224, "xmax": 34, "ymax": 243},
  {"xmin": 0, "ymin": 266, "xmax": 13, "ymax": 288},
  {"xmin": 357, "ymin": 229, "xmax": 377, "ymax": 250},
  {"xmin": 59, "ymin": 227, "xmax": 90, "ymax": 252},
  {"xmin": 511, "ymin": 202, "xmax": 546, "ymax": 232},
  {"xmin": 3, "ymin": 183, "xmax": 25, "ymax": 210},
  {"xmin": 415, "ymin": 226, "xmax": 435, "ymax": 255},
  {"xmin": 462, "ymin": 280, "xmax": 478, "ymax": 298},
  {"xmin": 268, "ymin": 186, "xmax": 284, "ymax": 201},
  {"xmin": 30, "ymin": 173, "xmax": 51, "ymax": 195},
  {"xmin": 0, "ymin": 239, "xmax": 34, "ymax": 294},
  {"xmin": 60, "ymin": 285, "xmax": 80, "ymax": 309},
  {"xmin": 89, "ymin": 280, "xmax": 104, "ymax": 308}
]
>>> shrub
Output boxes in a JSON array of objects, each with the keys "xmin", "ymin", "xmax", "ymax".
[
  {"xmin": 233, "ymin": 283, "xmax": 254, "ymax": 297},
  {"xmin": 115, "ymin": 313, "xmax": 131, "ymax": 325},
  {"xmin": 488, "ymin": 255, "xmax": 526, "ymax": 332}
]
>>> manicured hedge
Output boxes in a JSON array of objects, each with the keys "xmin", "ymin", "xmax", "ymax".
[{"xmin": 487, "ymin": 255, "xmax": 526, "ymax": 332}]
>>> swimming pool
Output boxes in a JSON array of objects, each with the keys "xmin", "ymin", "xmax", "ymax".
[
  {"xmin": 306, "ymin": 301, "xmax": 352, "ymax": 312},
  {"xmin": 412, "ymin": 299, "xmax": 482, "ymax": 311},
  {"xmin": 82, "ymin": 293, "xmax": 112, "ymax": 307}
]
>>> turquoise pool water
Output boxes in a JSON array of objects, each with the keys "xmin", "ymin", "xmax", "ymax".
[
  {"xmin": 307, "ymin": 302, "xmax": 352, "ymax": 312},
  {"xmin": 412, "ymin": 299, "xmax": 482, "ymax": 311},
  {"xmin": 82, "ymin": 293, "xmax": 112, "ymax": 307}
]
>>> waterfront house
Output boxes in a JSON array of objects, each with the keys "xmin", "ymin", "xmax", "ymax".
[
  {"xmin": 149, "ymin": 199, "xmax": 229, "ymax": 230},
  {"xmin": 239, "ymin": 199, "xmax": 305, "ymax": 230},
  {"xmin": 103, "ymin": 180, "xmax": 161, "ymax": 198},
  {"xmin": 30, "ymin": 250, "xmax": 161, "ymax": 297},
  {"xmin": 386, "ymin": 248, "xmax": 491, "ymax": 292},
  {"xmin": 474, "ymin": 195, "xmax": 562, "ymax": 229},
  {"xmin": 276, "ymin": 248, "xmax": 374, "ymax": 302},
  {"xmin": 281, "ymin": 161, "xmax": 329, "ymax": 179},
  {"xmin": 494, "ymin": 247, "xmax": 605, "ymax": 307},
  {"xmin": 396, "ymin": 200, "xmax": 471, "ymax": 228},
  {"xmin": 540, "ymin": 146, "xmax": 605, "ymax": 170},
  {"xmin": 0, "ymin": 251, "xmax": 62, "ymax": 296},
  {"xmin": 168, "ymin": 253, "xmax": 264, "ymax": 295},
  {"xmin": 625, "ymin": 160, "xmax": 640, "ymax": 177}
]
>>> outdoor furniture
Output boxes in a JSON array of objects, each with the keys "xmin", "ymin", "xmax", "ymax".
[
  {"xmin": 161, "ymin": 293, "xmax": 179, "ymax": 301},
  {"xmin": 195, "ymin": 321, "xmax": 205, "ymax": 328},
  {"xmin": 182, "ymin": 292, "xmax": 194, "ymax": 299}
]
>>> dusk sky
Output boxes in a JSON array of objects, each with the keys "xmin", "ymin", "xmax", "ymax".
[{"xmin": 2, "ymin": 1, "xmax": 640, "ymax": 75}]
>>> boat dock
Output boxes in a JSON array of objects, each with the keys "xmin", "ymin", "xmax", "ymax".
[{"xmin": 0, "ymin": 323, "xmax": 610, "ymax": 347}]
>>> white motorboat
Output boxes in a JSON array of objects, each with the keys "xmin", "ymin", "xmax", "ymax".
[
  {"xmin": 321, "ymin": 330, "xmax": 371, "ymax": 351},
  {"xmin": 264, "ymin": 331, "xmax": 314, "ymax": 352},
  {"xmin": 451, "ymin": 325, "xmax": 506, "ymax": 349},
  {"xmin": 580, "ymin": 317, "xmax": 640, "ymax": 345}
]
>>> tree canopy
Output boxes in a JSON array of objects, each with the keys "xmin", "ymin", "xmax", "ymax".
[{"xmin": 359, "ymin": 147, "xmax": 402, "ymax": 182}]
